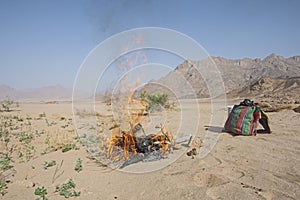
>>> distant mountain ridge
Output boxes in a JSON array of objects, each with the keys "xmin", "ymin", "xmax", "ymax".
[
  {"xmin": 2, "ymin": 54, "xmax": 300, "ymax": 102},
  {"xmin": 141, "ymin": 53, "xmax": 300, "ymax": 98},
  {"xmin": 0, "ymin": 84, "xmax": 72, "ymax": 102}
]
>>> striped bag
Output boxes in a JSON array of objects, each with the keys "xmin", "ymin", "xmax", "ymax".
[{"xmin": 224, "ymin": 105, "xmax": 260, "ymax": 136}]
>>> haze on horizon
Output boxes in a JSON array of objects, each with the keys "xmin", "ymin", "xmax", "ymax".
[{"xmin": 0, "ymin": 0, "xmax": 300, "ymax": 90}]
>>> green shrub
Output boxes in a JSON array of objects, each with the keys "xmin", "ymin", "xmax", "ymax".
[
  {"xmin": 142, "ymin": 93, "xmax": 169, "ymax": 111},
  {"xmin": 74, "ymin": 158, "xmax": 82, "ymax": 173},
  {"xmin": 39, "ymin": 112, "xmax": 46, "ymax": 118},
  {"xmin": 0, "ymin": 99, "xmax": 15, "ymax": 112},
  {"xmin": 0, "ymin": 181, "xmax": 7, "ymax": 196},
  {"xmin": 55, "ymin": 179, "xmax": 80, "ymax": 198},
  {"xmin": 0, "ymin": 129, "xmax": 8, "ymax": 138},
  {"xmin": 61, "ymin": 144, "xmax": 75, "ymax": 153},
  {"xmin": 34, "ymin": 186, "xmax": 48, "ymax": 200},
  {"xmin": 0, "ymin": 154, "xmax": 11, "ymax": 171},
  {"xmin": 43, "ymin": 160, "xmax": 56, "ymax": 169},
  {"xmin": 19, "ymin": 132, "xmax": 34, "ymax": 143}
]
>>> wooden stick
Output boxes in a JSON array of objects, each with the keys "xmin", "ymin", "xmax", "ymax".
[{"xmin": 52, "ymin": 160, "xmax": 64, "ymax": 184}]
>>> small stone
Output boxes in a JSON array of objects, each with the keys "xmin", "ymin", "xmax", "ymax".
[{"xmin": 191, "ymin": 148, "xmax": 197, "ymax": 155}]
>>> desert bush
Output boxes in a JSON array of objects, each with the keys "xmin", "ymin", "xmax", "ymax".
[
  {"xmin": 43, "ymin": 160, "xmax": 56, "ymax": 169},
  {"xmin": 61, "ymin": 143, "xmax": 78, "ymax": 153},
  {"xmin": 55, "ymin": 179, "xmax": 80, "ymax": 198},
  {"xmin": 142, "ymin": 93, "xmax": 169, "ymax": 112},
  {"xmin": 18, "ymin": 132, "xmax": 34, "ymax": 143},
  {"xmin": 0, "ymin": 181, "xmax": 7, "ymax": 196},
  {"xmin": 0, "ymin": 99, "xmax": 18, "ymax": 112},
  {"xmin": 39, "ymin": 112, "xmax": 46, "ymax": 118},
  {"xmin": 0, "ymin": 154, "xmax": 11, "ymax": 171},
  {"xmin": 0, "ymin": 129, "xmax": 9, "ymax": 138},
  {"xmin": 74, "ymin": 158, "xmax": 82, "ymax": 172},
  {"xmin": 35, "ymin": 186, "xmax": 48, "ymax": 200}
]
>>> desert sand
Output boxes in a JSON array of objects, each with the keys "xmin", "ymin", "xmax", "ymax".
[{"xmin": 0, "ymin": 99, "xmax": 299, "ymax": 200}]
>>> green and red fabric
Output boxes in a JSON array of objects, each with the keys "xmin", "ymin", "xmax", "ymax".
[{"xmin": 224, "ymin": 105, "xmax": 260, "ymax": 135}]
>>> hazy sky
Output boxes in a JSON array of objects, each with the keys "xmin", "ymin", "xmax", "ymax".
[{"xmin": 1, "ymin": 0, "xmax": 300, "ymax": 89}]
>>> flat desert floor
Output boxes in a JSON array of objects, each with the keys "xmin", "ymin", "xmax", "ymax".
[{"xmin": 0, "ymin": 99, "xmax": 299, "ymax": 199}]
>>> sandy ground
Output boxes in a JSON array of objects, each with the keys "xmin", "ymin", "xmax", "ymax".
[{"xmin": 0, "ymin": 99, "xmax": 299, "ymax": 200}]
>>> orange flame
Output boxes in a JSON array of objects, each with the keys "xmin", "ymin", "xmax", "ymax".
[
  {"xmin": 107, "ymin": 96, "xmax": 173, "ymax": 161},
  {"xmin": 108, "ymin": 123, "xmax": 173, "ymax": 160},
  {"xmin": 107, "ymin": 35, "xmax": 172, "ymax": 161}
]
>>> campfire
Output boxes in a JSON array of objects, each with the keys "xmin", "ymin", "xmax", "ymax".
[
  {"xmin": 108, "ymin": 123, "xmax": 173, "ymax": 160},
  {"xmin": 106, "ymin": 97, "xmax": 174, "ymax": 163},
  {"xmin": 101, "ymin": 38, "xmax": 175, "ymax": 166}
]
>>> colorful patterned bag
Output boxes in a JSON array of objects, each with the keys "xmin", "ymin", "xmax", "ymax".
[{"xmin": 224, "ymin": 104, "xmax": 260, "ymax": 136}]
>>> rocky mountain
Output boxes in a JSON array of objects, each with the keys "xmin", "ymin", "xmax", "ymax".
[
  {"xmin": 0, "ymin": 84, "xmax": 18, "ymax": 99},
  {"xmin": 141, "ymin": 54, "xmax": 300, "ymax": 99},
  {"xmin": 226, "ymin": 76, "xmax": 300, "ymax": 112},
  {"xmin": 0, "ymin": 84, "xmax": 72, "ymax": 102},
  {"xmin": 3, "ymin": 54, "xmax": 300, "ymax": 102},
  {"xmin": 228, "ymin": 76, "xmax": 300, "ymax": 102}
]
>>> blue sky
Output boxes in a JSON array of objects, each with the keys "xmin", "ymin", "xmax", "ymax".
[{"xmin": 0, "ymin": 0, "xmax": 300, "ymax": 89}]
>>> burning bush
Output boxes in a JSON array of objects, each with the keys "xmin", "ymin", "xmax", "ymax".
[
  {"xmin": 108, "ymin": 122, "xmax": 173, "ymax": 161},
  {"xmin": 106, "ymin": 94, "xmax": 174, "ymax": 163}
]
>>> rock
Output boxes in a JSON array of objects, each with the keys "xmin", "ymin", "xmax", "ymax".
[{"xmin": 293, "ymin": 106, "xmax": 300, "ymax": 113}]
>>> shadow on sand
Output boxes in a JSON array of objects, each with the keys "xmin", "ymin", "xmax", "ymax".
[
  {"xmin": 204, "ymin": 125, "xmax": 224, "ymax": 133},
  {"xmin": 204, "ymin": 125, "xmax": 271, "ymax": 136}
]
